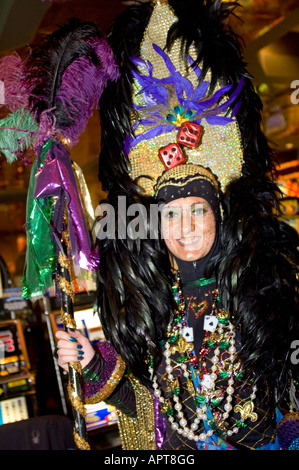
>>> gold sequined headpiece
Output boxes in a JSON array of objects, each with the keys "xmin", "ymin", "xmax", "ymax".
[{"xmin": 128, "ymin": 1, "xmax": 244, "ymax": 195}]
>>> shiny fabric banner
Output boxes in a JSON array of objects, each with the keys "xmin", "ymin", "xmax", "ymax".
[{"xmin": 22, "ymin": 139, "xmax": 99, "ymax": 298}]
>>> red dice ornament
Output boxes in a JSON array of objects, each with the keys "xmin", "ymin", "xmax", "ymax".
[
  {"xmin": 158, "ymin": 143, "xmax": 186, "ymax": 169},
  {"xmin": 177, "ymin": 122, "xmax": 202, "ymax": 148}
]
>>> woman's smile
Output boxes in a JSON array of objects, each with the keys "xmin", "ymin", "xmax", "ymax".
[{"xmin": 177, "ymin": 236, "xmax": 201, "ymax": 246}]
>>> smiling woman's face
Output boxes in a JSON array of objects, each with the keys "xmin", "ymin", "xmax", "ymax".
[{"xmin": 161, "ymin": 196, "xmax": 216, "ymax": 261}]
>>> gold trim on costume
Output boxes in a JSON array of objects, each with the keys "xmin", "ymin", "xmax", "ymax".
[
  {"xmin": 154, "ymin": 163, "xmax": 220, "ymax": 196},
  {"xmin": 117, "ymin": 376, "xmax": 157, "ymax": 450},
  {"xmin": 84, "ymin": 357, "xmax": 126, "ymax": 404}
]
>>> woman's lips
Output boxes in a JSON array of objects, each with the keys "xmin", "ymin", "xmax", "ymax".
[{"xmin": 177, "ymin": 236, "xmax": 201, "ymax": 246}]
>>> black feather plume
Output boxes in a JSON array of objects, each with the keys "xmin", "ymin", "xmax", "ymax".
[
  {"xmin": 217, "ymin": 175, "xmax": 299, "ymax": 407},
  {"xmin": 99, "ymin": 2, "xmax": 153, "ymax": 192},
  {"xmin": 25, "ymin": 18, "xmax": 101, "ymax": 130},
  {"xmin": 95, "ymin": 182, "xmax": 175, "ymax": 379}
]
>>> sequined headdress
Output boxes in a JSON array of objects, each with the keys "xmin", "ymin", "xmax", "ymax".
[{"xmin": 127, "ymin": 1, "xmax": 243, "ymax": 194}]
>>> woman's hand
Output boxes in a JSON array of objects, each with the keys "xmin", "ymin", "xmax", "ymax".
[{"xmin": 55, "ymin": 329, "xmax": 95, "ymax": 371}]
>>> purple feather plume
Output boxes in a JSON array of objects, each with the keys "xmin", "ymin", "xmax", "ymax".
[
  {"xmin": 25, "ymin": 19, "xmax": 120, "ymax": 148},
  {"xmin": 39, "ymin": 37, "xmax": 120, "ymax": 147},
  {"xmin": 0, "ymin": 53, "xmax": 31, "ymax": 112}
]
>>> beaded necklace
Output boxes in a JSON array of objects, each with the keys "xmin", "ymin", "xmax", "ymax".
[{"xmin": 151, "ymin": 271, "xmax": 258, "ymax": 445}]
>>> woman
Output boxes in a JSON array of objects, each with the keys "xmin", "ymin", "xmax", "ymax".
[{"xmin": 56, "ymin": 164, "xmax": 286, "ymax": 450}]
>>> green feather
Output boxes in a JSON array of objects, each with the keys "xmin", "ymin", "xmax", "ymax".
[{"xmin": 0, "ymin": 107, "xmax": 37, "ymax": 163}]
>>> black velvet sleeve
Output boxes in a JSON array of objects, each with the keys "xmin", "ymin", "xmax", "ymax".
[{"xmin": 81, "ymin": 344, "xmax": 137, "ymax": 418}]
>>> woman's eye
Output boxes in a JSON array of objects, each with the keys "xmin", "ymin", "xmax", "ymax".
[
  {"xmin": 191, "ymin": 207, "xmax": 203, "ymax": 215},
  {"xmin": 191, "ymin": 204, "xmax": 210, "ymax": 216},
  {"xmin": 191, "ymin": 205, "xmax": 204, "ymax": 216},
  {"xmin": 163, "ymin": 209, "xmax": 181, "ymax": 219}
]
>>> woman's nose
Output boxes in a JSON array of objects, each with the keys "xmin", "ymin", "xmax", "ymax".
[{"xmin": 181, "ymin": 212, "xmax": 195, "ymax": 234}]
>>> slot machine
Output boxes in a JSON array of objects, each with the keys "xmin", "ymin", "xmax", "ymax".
[{"xmin": 0, "ymin": 319, "xmax": 36, "ymax": 425}]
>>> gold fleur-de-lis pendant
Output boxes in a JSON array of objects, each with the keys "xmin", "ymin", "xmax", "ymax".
[
  {"xmin": 234, "ymin": 401, "xmax": 258, "ymax": 422},
  {"xmin": 170, "ymin": 336, "xmax": 194, "ymax": 355}
]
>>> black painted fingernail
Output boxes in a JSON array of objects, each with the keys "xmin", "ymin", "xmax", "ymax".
[
  {"xmin": 69, "ymin": 328, "xmax": 75, "ymax": 332},
  {"xmin": 69, "ymin": 336, "xmax": 77, "ymax": 342},
  {"xmin": 77, "ymin": 344, "xmax": 83, "ymax": 349}
]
